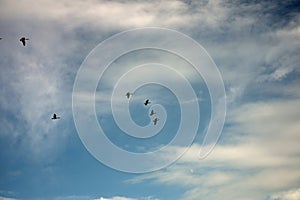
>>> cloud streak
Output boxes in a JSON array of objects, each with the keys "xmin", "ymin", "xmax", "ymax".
[{"xmin": 128, "ymin": 97, "xmax": 300, "ymax": 199}]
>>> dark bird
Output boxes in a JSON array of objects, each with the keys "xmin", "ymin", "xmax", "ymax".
[
  {"xmin": 150, "ymin": 110, "xmax": 156, "ymax": 116},
  {"xmin": 51, "ymin": 113, "xmax": 60, "ymax": 120},
  {"xmin": 19, "ymin": 37, "xmax": 29, "ymax": 46},
  {"xmin": 0, "ymin": 38, "xmax": 2, "ymax": 40},
  {"xmin": 153, "ymin": 118, "xmax": 159, "ymax": 125},
  {"xmin": 144, "ymin": 99, "xmax": 151, "ymax": 106},
  {"xmin": 126, "ymin": 92, "xmax": 132, "ymax": 99}
]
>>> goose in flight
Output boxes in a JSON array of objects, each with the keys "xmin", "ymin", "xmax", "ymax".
[
  {"xmin": 153, "ymin": 118, "xmax": 159, "ymax": 125},
  {"xmin": 126, "ymin": 92, "xmax": 132, "ymax": 99},
  {"xmin": 150, "ymin": 110, "xmax": 156, "ymax": 116},
  {"xmin": 20, "ymin": 37, "xmax": 29, "ymax": 46},
  {"xmin": 144, "ymin": 99, "xmax": 151, "ymax": 106},
  {"xmin": 51, "ymin": 113, "xmax": 60, "ymax": 120}
]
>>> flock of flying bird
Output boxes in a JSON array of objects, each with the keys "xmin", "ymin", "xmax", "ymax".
[
  {"xmin": 0, "ymin": 37, "xmax": 159, "ymax": 125},
  {"xmin": 126, "ymin": 92, "xmax": 159, "ymax": 125},
  {"xmin": 52, "ymin": 93, "xmax": 159, "ymax": 125}
]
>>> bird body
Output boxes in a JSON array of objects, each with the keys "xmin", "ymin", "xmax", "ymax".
[
  {"xmin": 144, "ymin": 99, "xmax": 151, "ymax": 106},
  {"xmin": 126, "ymin": 92, "xmax": 132, "ymax": 99},
  {"xmin": 150, "ymin": 110, "xmax": 156, "ymax": 116},
  {"xmin": 20, "ymin": 37, "xmax": 29, "ymax": 46},
  {"xmin": 153, "ymin": 118, "xmax": 159, "ymax": 125},
  {"xmin": 51, "ymin": 113, "xmax": 60, "ymax": 120}
]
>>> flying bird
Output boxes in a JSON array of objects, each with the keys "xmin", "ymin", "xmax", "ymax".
[
  {"xmin": 19, "ymin": 37, "xmax": 29, "ymax": 46},
  {"xmin": 144, "ymin": 99, "xmax": 151, "ymax": 106},
  {"xmin": 150, "ymin": 110, "xmax": 156, "ymax": 116},
  {"xmin": 0, "ymin": 38, "xmax": 2, "ymax": 40},
  {"xmin": 153, "ymin": 118, "xmax": 159, "ymax": 125},
  {"xmin": 126, "ymin": 92, "xmax": 132, "ymax": 99},
  {"xmin": 51, "ymin": 113, "xmax": 60, "ymax": 120}
]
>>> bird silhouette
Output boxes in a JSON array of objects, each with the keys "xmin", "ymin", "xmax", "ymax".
[
  {"xmin": 0, "ymin": 38, "xmax": 2, "ymax": 40},
  {"xmin": 51, "ymin": 113, "xmax": 60, "ymax": 120},
  {"xmin": 126, "ymin": 92, "xmax": 132, "ymax": 99},
  {"xmin": 144, "ymin": 99, "xmax": 151, "ymax": 106},
  {"xmin": 150, "ymin": 110, "xmax": 156, "ymax": 116},
  {"xmin": 20, "ymin": 37, "xmax": 29, "ymax": 46},
  {"xmin": 153, "ymin": 118, "xmax": 159, "ymax": 125}
]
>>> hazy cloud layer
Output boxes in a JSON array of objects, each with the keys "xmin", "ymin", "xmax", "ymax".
[
  {"xmin": 128, "ymin": 98, "xmax": 300, "ymax": 199},
  {"xmin": 0, "ymin": 0, "xmax": 299, "ymax": 199}
]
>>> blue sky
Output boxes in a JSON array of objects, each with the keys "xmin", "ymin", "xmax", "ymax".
[{"xmin": 0, "ymin": 0, "xmax": 300, "ymax": 199}]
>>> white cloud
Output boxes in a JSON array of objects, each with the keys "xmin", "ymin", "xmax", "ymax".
[
  {"xmin": 262, "ymin": 66, "xmax": 294, "ymax": 81},
  {"xmin": 95, "ymin": 196, "xmax": 159, "ymax": 200},
  {"xmin": 53, "ymin": 195, "xmax": 154, "ymax": 200},
  {"xmin": 54, "ymin": 195, "xmax": 93, "ymax": 200},
  {"xmin": 0, "ymin": 197, "xmax": 18, "ymax": 200},
  {"xmin": 95, "ymin": 196, "xmax": 136, "ymax": 200},
  {"xmin": 128, "ymin": 98, "xmax": 300, "ymax": 200},
  {"xmin": 0, "ymin": 0, "xmax": 230, "ymax": 32},
  {"xmin": 269, "ymin": 188, "xmax": 300, "ymax": 200}
]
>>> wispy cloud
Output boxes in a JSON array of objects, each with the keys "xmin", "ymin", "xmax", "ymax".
[
  {"xmin": 0, "ymin": 197, "xmax": 18, "ymax": 200},
  {"xmin": 53, "ymin": 195, "xmax": 93, "ymax": 200},
  {"xmin": 128, "ymin": 97, "xmax": 300, "ymax": 199},
  {"xmin": 0, "ymin": 0, "xmax": 229, "ymax": 31},
  {"xmin": 1, "ymin": 0, "xmax": 299, "ymax": 199},
  {"xmin": 2, "ymin": 0, "xmax": 287, "ymax": 161},
  {"xmin": 95, "ymin": 196, "xmax": 158, "ymax": 200},
  {"xmin": 95, "ymin": 197, "xmax": 136, "ymax": 200},
  {"xmin": 0, "ymin": 0, "xmax": 222, "ymax": 162},
  {"xmin": 268, "ymin": 188, "xmax": 300, "ymax": 200}
]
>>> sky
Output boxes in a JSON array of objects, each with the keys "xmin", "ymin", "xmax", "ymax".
[{"xmin": 0, "ymin": 0, "xmax": 300, "ymax": 199}]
